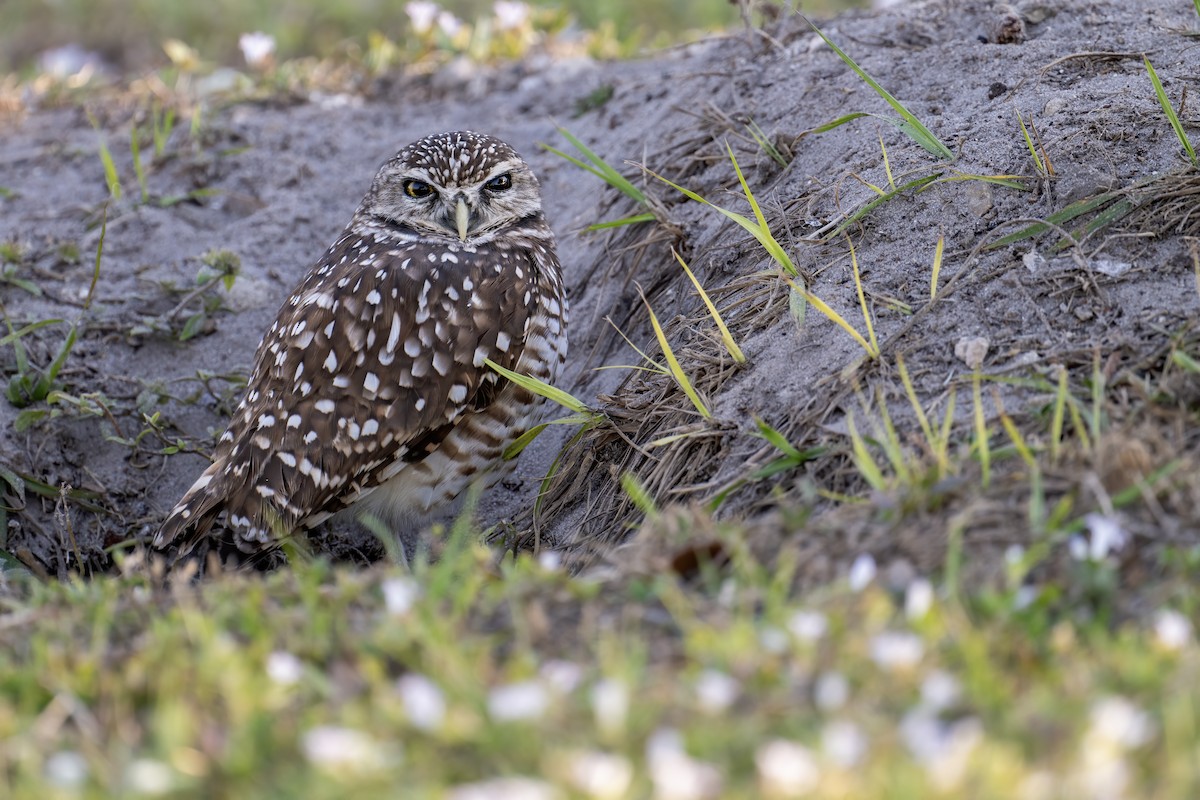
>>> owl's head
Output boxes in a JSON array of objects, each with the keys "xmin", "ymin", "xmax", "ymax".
[{"xmin": 357, "ymin": 131, "xmax": 544, "ymax": 245}]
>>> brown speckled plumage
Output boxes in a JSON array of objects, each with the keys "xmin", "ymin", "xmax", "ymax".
[{"xmin": 155, "ymin": 131, "xmax": 568, "ymax": 558}]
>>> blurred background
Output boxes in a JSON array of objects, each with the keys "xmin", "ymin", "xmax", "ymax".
[{"xmin": 2, "ymin": 0, "xmax": 866, "ymax": 75}]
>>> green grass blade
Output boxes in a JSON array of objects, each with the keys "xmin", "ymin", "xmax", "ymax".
[
  {"xmin": 621, "ymin": 472, "xmax": 657, "ymax": 516},
  {"xmin": 502, "ymin": 423, "xmax": 549, "ymax": 460},
  {"xmin": 985, "ymin": 192, "xmax": 1121, "ymax": 249},
  {"xmin": 585, "ymin": 213, "xmax": 657, "ymax": 231},
  {"xmin": 826, "ymin": 173, "xmax": 940, "ymax": 240},
  {"xmin": 1016, "ymin": 111, "xmax": 1045, "ymax": 175},
  {"xmin": 753, "ymin": 416, "xmax": 802, "ymax": 459},
  {"xmin": 1145, "ymin": 56, "xmax": 1197, "ymax": 166},
  {"xmin": 547, "ymin": 127, "xmax": 647, "ymax": 204},
  {"xmin": 484, "ymin": 358, "xmax": 589, "ymax": 415},
  {"xmin": 811, "ymin": 112, "xmax": 874, "ymax": 133},
  {"xmin": 0, "ymin": 318, "xmax": 65, "ymax": 347},
  {"xmin": 806, "ymin": 18, "xmax": 953, "ymax": 160}
]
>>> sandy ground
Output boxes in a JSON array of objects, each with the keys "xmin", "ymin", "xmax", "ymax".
[{"xmin": 1, "ymin": 0, "xmax": 1198, "ymax": 584}]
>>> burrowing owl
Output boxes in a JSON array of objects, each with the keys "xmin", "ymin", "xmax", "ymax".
[{"xmin": 155, "ymin": 131, "xmax": 568, "ymax": 560}]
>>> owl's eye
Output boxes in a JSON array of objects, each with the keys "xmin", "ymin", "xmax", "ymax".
[
  {"xmin": 484, "ymin": 173, "xmax": 513, "ymax": 192},
  {"xmin": 404, "ymin": 179, "xmax": 435, "ymax": 198}
]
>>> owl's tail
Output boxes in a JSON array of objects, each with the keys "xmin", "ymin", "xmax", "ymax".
[{"xmin": 154, "ymin": 461, "xmax": 227, "ymax": 558}]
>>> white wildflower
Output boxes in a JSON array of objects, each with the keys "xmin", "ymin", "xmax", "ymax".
[
  {"xmin": 919, "ymin": 670, "xmax": 960, "ymax": 712},
  {"xmin": 821, "ymin": 720, "xmax": 867, "ymax": 767},
  {"xmin": 405, "ymin": 1, "xmax": 439, "ymax": 34},
  {"xmin": 561, "ymin": 750, "xmax": 633, "ymax": 800},
  {"xmin": 1070, "ymin": 513, "xmax": 1127, "ymax": 561},
  {"xmin": 237, "ymin": 32, "xmax": 275, "ymax": 69},
  {"xmin": 447, "ymin": 777, "xmax": 559, "ymax": 800},
  {"xmin": 813, "ymin": 671, "xmax": 849, "ymax": 711},
  {"xmin": 266, "ymin": 651, "xmax": 303, "ymax": 686},
  {"xmin": 758, "ymin": 625, "xmax": 789, "ymax": 654},
  {"xmin": 1087, "ymin": 697, "xmax": 1154, "ymax": 751},
  {"xmin": 493, "ymin": 1, "xmax": 531, "ymax": 30},
  {"xmin": 847, "ymin": 554, "xmax": 876, "ymax": 592},
  {"xmin": 591, "ymin": 678, "xmax": 629, "ymax": 736},
  {"xmin": 397, "ymin": 673, "xmax": 445, "ymax": 731},
  {"xmin": 302, "ymin": 726, "xmax": 389, "ymax": 772},
  {"xmin": 646, "ymin": 729, "xmax": 723, "ymax": 800},
  {"xmin": 488, "ymin": 680, "xmax": 549, "ymax": 723},
  {"xmin": 538, "ymin": 550, "xmax": 563, "ymax": 571},
  {"xmin": 44, "ymin": 751, "xmax": 88, "ymax": 789},
  {"xmin": 787, "ymin": 610, "xmax": 827, "ymax": 643},
  {"xmin": 905, "ymin": 578, "xmax": 934, "ymax": 620},
  {"xmin": 540, "ymin": 660, "xmax": 584, "ymax": 694},
  {"xmin": 437, "ymin": 11, "xmax": 463, "ymax": 37},
  {"xmin": 125, "ymin": 759, "xmax": 174, "ymax": 795},
  {"xmin": 381, "ymin": 576, "xmax": 419, "ymax": 615},
  {"xmin": 869, "ymin": 631, "xmax": 924, "ymax": 671},
  {"xmin": 755, "ymin": 739, "xmax": 820, "ymax": 797},
  {"xmin": 694, "ymin": 669, "xmax": 739, "ymax": 714},
  {"xmin": 1153, "ymin": 609, "xmax": 1191, "ymax": 651}
]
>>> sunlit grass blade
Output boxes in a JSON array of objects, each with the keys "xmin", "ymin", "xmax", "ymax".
[
  {"xmin": 872, "ymin": 387, "xmax": 911, "ymax": 485},
  {"xmin": 1050, "ymin": 366, "xmax": 1067, "ymax": 463},
  {"xmin": 932, "ymin": 172, "xmax": 1028, "ymax": 190},
  {"xmin": 805, "ymin": 18, "xmax": 953, "ymax": 160},
  {"xmin": 896, "ymin": 354, "xmax": 950, "ymax": 475},
  {"xmin": 782, "ymin": 276, "xmax": 876, "ymax": 357},
  {"xmin": 846, "ymin": 412, "xmax": 886, "ymax": 492},
  {"xmin": 971, "ymin": 370, "xmax": 990, "ymax": 488},
  {"xmin": 484, "ymin": 358, "xmax": 589, "ymax": 415},
  {"xmin": 673, "ymin": 248, "xmax": 745, "ymax": 364},
  {"xmin": 98, "ymin": 139, "xmax": 122, "ymax": 200},
  {"xmin": 649, "ymin": 159, "xmax": 798, "ymax": 277},
  {"xmin": 929, "ymin": 234, "xmax": 944, "ymax": 300},
  {"xmin": 845, "ymin": 235, "xmax": 879, "ymax": 356},
  {"xmin": 640, "ymin": 290, "xmax": 711, "ymax": 419},
  {"xmin": 1145, "ymin": 56, "xmax": 1197, "ymax": 166},
  {"xmin": 879, "ymin": 133, "xmax": 895, "ymax": 190}
]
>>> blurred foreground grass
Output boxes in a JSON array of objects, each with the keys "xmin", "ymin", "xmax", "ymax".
[
  {"xmin": 1, "ymin": 0, "xmax": 865, "ymax": 73},
  {"xmin": 2, "ymin": 528, "xmax": 1199, "ymax": 797}
]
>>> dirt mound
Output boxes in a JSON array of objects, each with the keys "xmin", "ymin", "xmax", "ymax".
[{"xmin": 2, "ymin": 0, "xmax": 1198, "ymax": 587}]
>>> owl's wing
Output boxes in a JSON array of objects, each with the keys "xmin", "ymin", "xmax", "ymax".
[{"xmin": 155, "ymin": 231, "xmax": 542, "ymax": 556}]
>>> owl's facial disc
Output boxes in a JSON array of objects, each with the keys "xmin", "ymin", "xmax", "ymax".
[{"xmin": 364, "ymin": 140, "xmax": 542, "ymax": 244}]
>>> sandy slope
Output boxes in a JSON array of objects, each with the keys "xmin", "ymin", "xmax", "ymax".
[{"xmin": 1, "ymin": 0, "xmax": 1196, "ymax": 578}]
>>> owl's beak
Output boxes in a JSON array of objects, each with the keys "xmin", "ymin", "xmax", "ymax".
[{"xmin": 455, "ymin": 198, "xmax": 470, "ymax": 242}]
